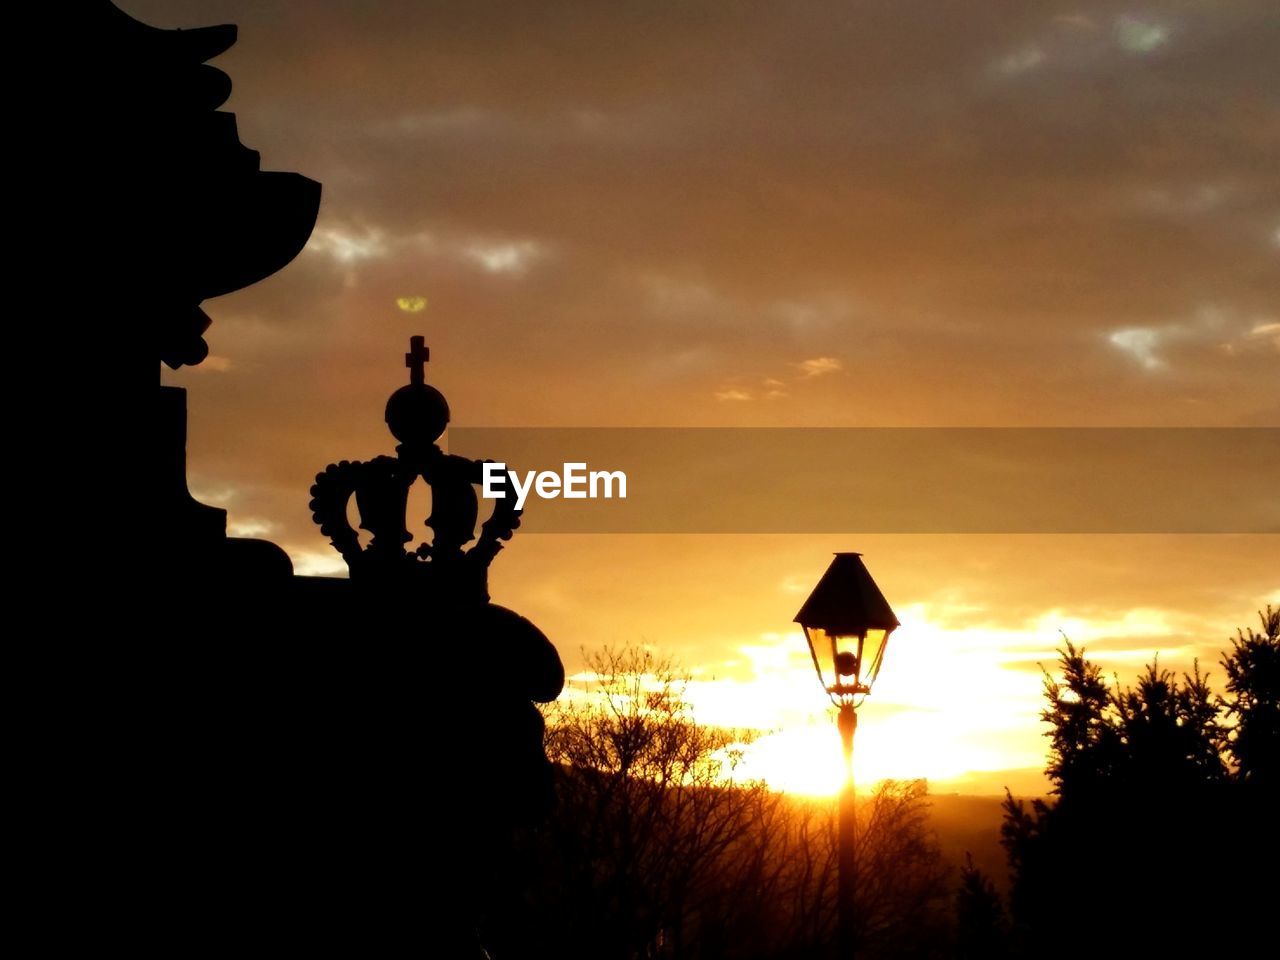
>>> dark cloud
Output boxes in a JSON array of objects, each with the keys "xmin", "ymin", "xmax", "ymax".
[{"xmin": 135, "ymin": 0, "xmax": 1277, "ymax": 408}]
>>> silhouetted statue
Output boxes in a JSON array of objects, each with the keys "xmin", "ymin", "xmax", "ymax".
[
  {"xmin": 48, "ymin": 4, "xmax": 561, "ymax": 956},
  {"xmin": 108, "ymin": 0, "xmax": 324, "ymax": 589},
  {"xmin": 39, "ymin": 4, "xmax": 320, "ymax": 594},
  {"xmin": 73, "ymin": 3, "xmax": 321, "ymax": 372},
  {"xmin": 310, "ymin": 337, "xmax": 566, "ymax": 952}
]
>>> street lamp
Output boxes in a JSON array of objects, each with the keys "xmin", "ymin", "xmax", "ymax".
[{"xmin": 795, "ymin": 552, "xmax": 899, "ymax": 959}]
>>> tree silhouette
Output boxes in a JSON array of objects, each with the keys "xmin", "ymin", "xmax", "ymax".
[
  {"xmin": 1039, "ymin": 639, "xmax": 1121, "ymax": 794},
  {"xmin": 515, "ymin": 646, "xmax": 784, "ymax": 958},
  {"xmin": 1114, "ymin": 658, "xmax": 1226, "ymax": 788},
  {"xmin": 999, "ymin": 608, "xmax": 1279, "ymax": 958},
  {"xmin": 1220, "ymin": 605, "xmax": 1279, "ymax": 785},
  {"xmin": 847, "ymin": 779, "xmax": 952, "ymax": 959},
  {"xmin": 500, "ymin": 646, "xmax": 952, "ymax": 959},
  {"xmin": 953, "ymin": 854, "xmax": 1008, "ymax": 960}
]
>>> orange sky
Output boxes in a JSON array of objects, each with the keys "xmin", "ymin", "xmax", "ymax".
[{"xmin": 142, "ymin": 0, "xmax": 1279, "ymax": 793}]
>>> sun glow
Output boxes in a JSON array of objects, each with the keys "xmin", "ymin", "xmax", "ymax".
[
  {"xmin": 727, "ymin": 719, "xmax": 994, "ymax": 796},
  {"xmin": 555, "ymin": 603, "xmax": 1205, "ymax": 798},
  {"xmin": 680, "ymin": 604, "xmax": 1186, "ymax": 796}
]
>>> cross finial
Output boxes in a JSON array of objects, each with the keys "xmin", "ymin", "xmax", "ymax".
[{"xmin": 405, "ymin": 335, "xmax": 429, "ymax": 385}]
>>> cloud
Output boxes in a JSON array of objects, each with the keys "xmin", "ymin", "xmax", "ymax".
[
  {"xmin": 464, "ymin": 239, "xmax": 546, "ymax": 275},
  {"xmin": 762, "ymin": 377, "xmax": 789, "ymax": 399},
  {"xmin": 1114, "ymin": 15, "xmax": 1171, "ymax": 55},
  {"xmin": 187, "ymin": 481, "xmax": 238, "ymax": 508},
  {"xmin": 289, "ymin": 549, "xmax": 350, "ymax": 578},
  {"xmin": 373, "ymin": 106, "xmax": 506, "ymax": 139},
  {"xmin": 228, "ymin": 518, "xmax": 278, "ymax": 538},
  {"xmin": 1108, "ymin": 327, "xmax": 1166, "ymax": 370},
  {"xmin": 1250, "ymin": 321, "xmax": 1280, "ymax": 351},
  {"xmin": 992, "ymin": 45, "xmax": 1046, "ymax": 76},
  {"xmin": 1052, "ymin": 14, "xmax": 1098, "ymax": 33},
  {"xmin": 711, "ymin": 361, "xmax": 838, "ymax": 404},
  {"xmin": 194, "ymin": 354, "xmax": 233, "ymax": 372},
  {"xmin": 303, "ymin": 216, "xmax": 551, "ymax": 289},
  {"xmin": 795, "ymin": 357, "xmax": 843, "ymax": 378},
  {"xmin": 1106, "ymin": 306, "xmax": 1277, "ymax": 370},
  {"xmin": 306, "ymin": 224, "xmax": 389, "ymax": 264}
]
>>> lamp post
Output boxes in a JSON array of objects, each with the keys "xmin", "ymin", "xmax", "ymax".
[{"xmin": 795, "ymin": 553, "xmax": 899, "ymax": 959}]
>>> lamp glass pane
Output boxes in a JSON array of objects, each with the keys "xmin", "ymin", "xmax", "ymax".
[
  {"xmin": 860, "ymin": 628, "xmax": 890, "ymax": 688},
  {"xmin": 803, "ymin": 625, "xmax": 837, "ymax": 690}
]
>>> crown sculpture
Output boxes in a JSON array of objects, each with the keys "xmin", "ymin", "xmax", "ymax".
[
  {"xmin": 308, "ymin": 334, "xmax": 565, "ymax": 836},
  {"xmin": 310, "ymin": 335, "xmax": 521, "ymax": 603}
]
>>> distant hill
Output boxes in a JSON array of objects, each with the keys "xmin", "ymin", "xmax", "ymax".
[
  {"xmin": 930, "ymin": 766, "xmax": 1051, "ymax": 798},
  {"xmin": 922, "ymin": 768, "xmax": 1050, "ymax": 894},
  {"xmin": 925, "ymin": 792, "xmax": 1014, "ymax": 893}
]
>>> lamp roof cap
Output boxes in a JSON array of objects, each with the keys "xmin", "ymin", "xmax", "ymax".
[{"xmin": 794, "ymin": 552, "xmax": 900, "ymax": 634}]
